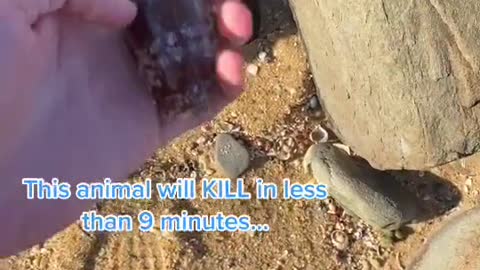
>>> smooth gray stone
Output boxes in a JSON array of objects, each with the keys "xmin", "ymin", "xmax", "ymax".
[
  {"xmin": 303, "ymin": 143, "xmax": 422, "ymax": 230},
  {"xmin": 214, "ymin": 134, "xmax": 250, "ymax": 179},
  {"xmin": 409, "ymin": 207, "xmax": 480, "ymax": 270}
]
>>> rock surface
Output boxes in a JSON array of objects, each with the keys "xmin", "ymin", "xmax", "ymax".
[
  {"xmin": 409, "ymin": 207, "xmax": 480, "ymax": 270},
  {"xmin": 290, "ymin": 0, "xmax": 480, "ymax": 170},
  {"xmin": 214, "ymin": 134, "xmax": 250, "ymax": 178},
  {"xmin": 303, "ymin": 143, "xmax": 422, "ymax": 230}
]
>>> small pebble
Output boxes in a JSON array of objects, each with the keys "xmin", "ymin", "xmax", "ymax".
[
  {"xmin": 308, "ymin": 95, "xmax": 320, "ymax": 110},
  {"xmin": 258, "ymin": 51, "xmax": 268, "ymax": 62},
  {"xmin": 205, "ymin": 169, "xmax": 215, "ymax": 176},
  {"xmin": 200, "ymin": 124, "xmax": 213, "ymax": 133},
  {"xmin": 327, "ymin": 203, "xmax": 337, "ymax": 214},
  {"xmin": 287, "ymin": 87, "xmax": 297, "ymax": 95},
  {"xmin": 291, "ymin": 159, "xmax": 301, "ymax": 167},
  {"xmin": 196, "ymin": 136, "xmax": 207, "ymax": 144},
  {"xmin": 214, "ymin": 133, "xmax": 250, "ymax": 178},
  {"xmin": 276, "ymin": 150, "xmax": 292, "ymax": 161},
  {"xmin": 394, "ymin": 229, "xmax": 407, "ymax": 241},
  {"xmin": 465, "ymin": 177, "xmax": 473, "ymax": 187},
  {"xmin": 246, "ymin": 64, "xmax": 259, "ymax": 76}
]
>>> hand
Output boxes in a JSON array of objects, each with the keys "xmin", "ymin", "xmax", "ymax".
[{"xmin": 0, "ymin": 0, "xmax": 252, "ymax": 256}]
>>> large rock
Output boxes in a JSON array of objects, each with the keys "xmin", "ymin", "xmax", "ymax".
[
  {"xmin": 409, "ymin": 207, "xmax": 480, "ymax": 270},
  {"xmin": 290, "ymin": 0, "xmax": 480, "ymax": 170}
]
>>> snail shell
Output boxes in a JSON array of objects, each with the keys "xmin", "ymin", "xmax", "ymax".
[
  {"xmin": 331, "ymin": 230, "xmax": 349, "ymax": 251},
  {"xmin": 309, "ymin": 126, "xmax": 329, "ymax": 143}
]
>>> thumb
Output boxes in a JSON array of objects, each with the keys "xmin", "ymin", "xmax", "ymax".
[{"xmin": 8, "ymin": 0, "xmax": 137, "ymax": 28}]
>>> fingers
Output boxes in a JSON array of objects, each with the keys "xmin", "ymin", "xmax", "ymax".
[
  {"xmin": 8, "ymin": 0, "xmax": 137, "ymax": 28},
  {"xmin": 217, "ymin": 0, "xmax": 253, "ymax": 46},
  {"xmin": 217, "ymin": 49, "xmax": 244, "ymax": 96},
  {"xmin": 215, "ymin": 0, "xmax": 253, "ymax": 96}
]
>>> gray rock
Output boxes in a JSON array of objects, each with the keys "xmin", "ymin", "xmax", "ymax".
[
  {"xmin": 303, "ymin": 143, "xmax": 422, "ymax": 230},
  {"xmin": 214, "ymin": 134, "xmax": 250, "ymax": 179},
  {"xmin": 308, "ymin": 95, "xmax": 320, "ymax": 110},
  {"xmin": 409, "ymin": 207, "xmax": 480, "ymax": 270},
  {"xmin": 290, "ymin": 0, "xmax": 480, "ymax": 170}
]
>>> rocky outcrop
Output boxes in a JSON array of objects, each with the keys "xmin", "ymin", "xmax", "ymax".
[{"xmin": 290, "ymin": 0, "xmax": 480, "ymax": 170}]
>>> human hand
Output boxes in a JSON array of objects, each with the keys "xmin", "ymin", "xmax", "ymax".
[{"xmin": 0, "ymin": 0, "xmax": 252, "ymax": 256}]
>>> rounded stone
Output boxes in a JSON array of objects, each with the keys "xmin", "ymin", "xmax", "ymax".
[{"xmin": 214, "ymin": 134, "xmax": 250, "ymax": 179}]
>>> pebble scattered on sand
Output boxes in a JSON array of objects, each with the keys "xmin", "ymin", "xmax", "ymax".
[
  {"xmin": 246, "ymin": 63, "xmax": 259, "ymax": 76},
  {"xmin": 214, "ymin": 133, "xmax": 250, "ymax": 178},
  {"xmin": 308, "ymin": 95, "xmax": 320, "ymax": 110},
  {"xmin": 258, "ymin": 51, "xmax": 268, "ymax": 62}
]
